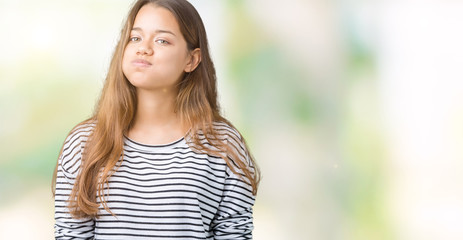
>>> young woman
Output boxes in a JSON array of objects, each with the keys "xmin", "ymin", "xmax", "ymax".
[{"xmin": 52, "ymin": 0, "xmax": 260, "ymax": 239}]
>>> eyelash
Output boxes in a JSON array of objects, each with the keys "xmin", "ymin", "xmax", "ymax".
[
  {"xmin": 128, "ymin": 36, "xmax": 169, "ymax": 45},
  {"xmin": 129, "ymin": 36, "xmax": 140, "ymax": 42},
  {"xmin": 156, "ymin": 39, "xmax": 169, "ymax": 45}
]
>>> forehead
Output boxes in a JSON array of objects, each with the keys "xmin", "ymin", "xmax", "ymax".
[{"xmin": 133, "ymin": 4, "xmax": 181, "ymax": 34}]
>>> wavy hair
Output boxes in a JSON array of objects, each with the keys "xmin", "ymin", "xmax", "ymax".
[{"xmin": 52, "ymin": 0, "xmax": 260, "ymax": 219}]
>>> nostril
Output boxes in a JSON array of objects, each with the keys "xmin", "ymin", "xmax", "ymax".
[{"xmin": 137, "ymin": 46, "xmax": 153, "ymax": 55}]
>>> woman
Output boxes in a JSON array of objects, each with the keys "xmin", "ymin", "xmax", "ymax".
[{"xmin": 52, "ymin": 0, "xmax": 260, "ymax": 239}]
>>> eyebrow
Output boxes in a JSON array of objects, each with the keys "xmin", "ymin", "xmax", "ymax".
[{"xmin": 131, "ymin": 27, "xmax": 176, "ymax": 37}]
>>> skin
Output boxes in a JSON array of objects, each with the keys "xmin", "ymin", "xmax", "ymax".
[{"xmin": 122, "ymin": 4, "xmax": 201, "ymax": 145}]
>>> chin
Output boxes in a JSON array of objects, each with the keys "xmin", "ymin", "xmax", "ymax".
[{"xmin": 125, "ymin": 76, "xmax": 148, "ymax": 88}]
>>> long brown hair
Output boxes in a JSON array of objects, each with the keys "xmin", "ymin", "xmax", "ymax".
[{"xmin": 52, "ymin": 0, "xmax": 260, "ymax": 219}]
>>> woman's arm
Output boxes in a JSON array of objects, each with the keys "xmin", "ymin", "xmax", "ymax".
[
  {"xmin": 212, "ymin": 169, "xmax": 255, "ymax": 239},
  {"xmin": 211, "ymin": 129, "xmax": 257, "ymax": 239},
  {"xmin": 54, "ymin": 126, "xmax": 95, "ymax": 239}
]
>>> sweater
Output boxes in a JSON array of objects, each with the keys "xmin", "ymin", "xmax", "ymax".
[{"xmin": 54, "ymin": 122, "xmax": 255, "ymax": 239}]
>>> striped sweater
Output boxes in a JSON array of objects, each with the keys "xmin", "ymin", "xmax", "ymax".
[{"xmin": 54, "ymin": 122, "xmax": 255, "ymax": 239}]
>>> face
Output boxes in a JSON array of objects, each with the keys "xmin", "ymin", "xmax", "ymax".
[{"xmin": 122, "ymin": 4, "xmax": 195, "ymax": 92}]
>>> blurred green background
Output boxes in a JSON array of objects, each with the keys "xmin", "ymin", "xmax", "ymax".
[{"xmin": 1, "ymin": 0, "xmax": 463, "ymax": 239}]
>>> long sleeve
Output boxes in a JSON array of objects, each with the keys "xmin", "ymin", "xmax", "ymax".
[
  {"xmin": 54, "ymin": 126, "xmax": 95, "ymax": 239},
  {"xmin": 211, "ymin": 127, "xmax": 256, "ymax": 239},
  {"xmin": 212, "ymin": 168, "xmax": 255, "ymax": 239}
]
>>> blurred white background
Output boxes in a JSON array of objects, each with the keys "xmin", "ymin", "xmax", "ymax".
[{"xmin": 0, "ymin": 0, "xmax": 462, "ymax": 239}]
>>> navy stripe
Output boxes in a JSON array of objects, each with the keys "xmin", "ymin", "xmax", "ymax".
[{"xmin": 54, "ymin": 121, "xmax": 255, "ymax": 239}]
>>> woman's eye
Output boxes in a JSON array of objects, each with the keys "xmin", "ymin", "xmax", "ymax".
[
  {"xmin": 156, "ymin": 39, "xmax": 169, "ymax": 45},
  {"xmin": 129, "ymin": 37, "xmax": 140, "ymax": 42}
]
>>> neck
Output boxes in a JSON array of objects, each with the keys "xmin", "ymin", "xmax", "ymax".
[
  {"xmin": 132, "ymin": 87, "xmax": 189, "ymax": 128},
  {"xmin": 128, "ymin": 88, "xmax": 189, "ymax": 145},
  {"xmin": 134, "ymin": 88, "xmax": 178, "ymax": 126}
]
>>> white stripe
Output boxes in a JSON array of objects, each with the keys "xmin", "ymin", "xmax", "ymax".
[{"xmin": 54, "ymin": 122, "xmax": 255, "ymax": 239}]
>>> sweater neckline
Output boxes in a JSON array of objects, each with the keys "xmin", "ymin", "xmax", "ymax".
[{"xmin": 124, "ymin": 135, "xmax": 186, "ymax": 152}]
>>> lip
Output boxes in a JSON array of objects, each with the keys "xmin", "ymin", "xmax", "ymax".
[{"xmin": 131, "ymin": 59, "xmax": 152, "ymax": 67}]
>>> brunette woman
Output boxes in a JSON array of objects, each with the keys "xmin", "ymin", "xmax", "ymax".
[{"xmin": 53, "ymin": 0, "xmax": 260, "ymax": 239}]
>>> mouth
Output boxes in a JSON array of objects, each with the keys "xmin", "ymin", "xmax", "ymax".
[{"xmin": 132, "ymin": 59, "xmax": 152, "ymax": 67}]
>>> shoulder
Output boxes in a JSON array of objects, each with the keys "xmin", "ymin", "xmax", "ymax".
[
  {"xmin": 211, "ymin": 121, "xmax": 243, "ymax": 141},
  {"xmin": 210, "ymin": 121, "xmax": 246, "ymax": 151},
  {"xmin": 211, "ymin": 121, "xmax": 249, "ymax": 161},
  {"xmin": 59, "ymin": 120, "xmax": 96, "ymax": 172},
  {"xmin": 189, "ymin": 121, "xmax": 251, "ymax": 162},
  {"xmin": 62, "ymin": 120, "xmax": 96, "ymax": 149}
]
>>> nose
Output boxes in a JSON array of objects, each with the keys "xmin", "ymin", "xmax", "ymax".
[{"xmin": 137, "ymin": 43, "xmax": 153, "ymax": 56}]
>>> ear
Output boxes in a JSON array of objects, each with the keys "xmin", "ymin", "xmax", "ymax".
[{"xmin": 184, "ymin": 48, "xmax": 201, "ymax": 73}]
